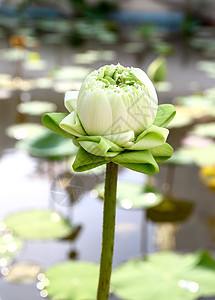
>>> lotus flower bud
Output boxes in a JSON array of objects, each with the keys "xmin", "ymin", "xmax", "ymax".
[{"xmin": 71, "ymin": 64, "xmax": 158, "ymax": 137}]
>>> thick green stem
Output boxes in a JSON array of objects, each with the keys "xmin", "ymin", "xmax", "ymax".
[{"xmin": 97, "ymin": 162, "xmax": 118, "ymax": 300}]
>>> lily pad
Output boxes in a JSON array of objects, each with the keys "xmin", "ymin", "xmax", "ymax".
[
  {"xmin": 197, "ymin": 61, "xmax": 215, "ymax": 78},
  {"xmin": 73, "ymin": 50, "xmax": 116, "ymax": 64},
  {"xmin": 23, "ymin": 60, "xmax": 47, "ymax": 71},
  {"xmin": 39, "ymin": 261, "xmax": 99, "ymax": 300},
  {"xmin": 16, "ymin": 131, "xmax": 78, "ymax": 160},
  {"xmin": 146, "ymin": 198, "xmax": 193, "ymax": 223},
  {"xmin": 174, "ymin": 94, "xmax": 215, "ymax": 108},
  {"xmin": 3, "ymin": 210, "xmax": 73, "ymax": 240},
  {"xmin": 34, "ymin": 77, "xmax": 54, "ymax": 89},
  {"xmin": 17, "ymin": 101, "xmax": 57, "ymax": 116},
  {"xmin": 0, "ymin": 231, "xmax": 23, "ymax": 267},
  {"xmin": 0, "ymin": 48, "xmax": 27, "ymax": 61},
  {"xmin": 51, "ymin": 67, "xmax": 91, "ymax": 80},
  {"xmin": 166, "ymin": 151, "xmax": 195, "ymax": 166},
  {"xmin": 38, "ymin": 20, "xmax": 71, "ymax": 33},
  {"xmin": 54, "ymin": 81, "xmax": 82, "ymax": 93},
  {"xmin": 124, "ymin": 42, "xmax": 143, "ymax": 53},
  {"xmin": 6, "ymin": 123, "xmax": 46, "ymax": 140},
  {"xmin": 112, "ymin": 250, "xmax": 215, "ymax": 300},
  {"xmin": 95, "ymin": 182, "xmax": 163, "ymax": 209},
  {"xmin": 190, "ymin": 123, "xmax": 215, "ymax": 138},
  {"xmin": 174, "ymin": 145, "xmax": 215, "ymax": 166},
  {"xmin": 204, "ymin": 87, "xmax": 215, "ymax": 99},
  {"xmin": 4, "ymin": 261, "xmax": 41, "ymax": 283},
  {"xmin": 152, "ymin": 41, "xmax": 174, "ymax": 55},
  {"xmin": 0, "ymin": 73, "xmax": 15, "ymax": 90}
]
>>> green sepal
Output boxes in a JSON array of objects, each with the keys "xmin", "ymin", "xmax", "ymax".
[
  {"xmin": 71, "ymin": 145, "xmax": 173, "ymax": 174},
  {"xmin": 153, "ymin": 104, "xmax": 176, "ymax": 127},
  {"xmin": 129, "ymin": 125, "xmax": 169, "ymax": 150},
  {"xmin": 112, "ymin": 150, "xmax": 159, "ymax": 175},
  {"xmin": 42, "ymin": 113, "xmax": 76, "ymax": 140},
  {"xmin": 77, "ymin": 135, "xmax": 122, "ymax": 157},
  {"xmin": 73, "ymin": 147, "xmax": 108, "ymax": 172},
  {"xmin": 151, "ymin": 143, "xmax": 173, "ymax": 162}
]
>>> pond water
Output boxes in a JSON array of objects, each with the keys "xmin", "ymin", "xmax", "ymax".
[{"xmin": 1, "ymin": 38, "xmax": 215, "ymax": 300}]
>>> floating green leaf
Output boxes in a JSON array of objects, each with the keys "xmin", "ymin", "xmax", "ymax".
[
  {"xmin": 95, "ymin": 182, "xmax": 163, "ymax": 209},
  {"xmin": 34, "ymin": 77, "xmax": 54, "ymax": 89},
  {"xmin": 112, "ymin": 251, "xmax": 215, "ymax": 300},
  {"xmin": 0, "ymin": 48, "xmax": 27, "ymax": 61},
  {"xmin": 174, "ymin": 145, "xmax": 215, "ymax": 166},
  {"xmin": 51, "ymin": 66, "xmax": 91, "ymax": 80},
  {"xmin": 17, "ymin": 131, "xmax": 78, "ymax": 160},
  {"xmin": 174, "ymin": 95, "xmax": 212, "ymax": 107},
  {"xmin": 197, "ymin": 61, "xmax": 215, "ymax": 78},
  {"xmin": 23, "ymin": 60, "xmax": 47, "ymax": 71},
  {"xmin": 3, "ymin": 210, "xmax": 73, "ymax": 240},
  {"xmin": 165, "ymin": 150, "xmax": 195, "ymax": 166},
  {"xmin": 152, "ymin": 41, "xmax": 174, "ymax": 55},
  {"xmin": 17, "ymin": 101, "xmax": 57, "ymax": 116},
  {"xmin": 6, "ymin": 123, "xmax": 46, "ymax": 140},
  {"xmin": 190, "ymin": 123, "xmax": 215, "ymax": 138},
  {"xmin": 40, "ymin": 261, "xmax": 99, "ymax": 300}
]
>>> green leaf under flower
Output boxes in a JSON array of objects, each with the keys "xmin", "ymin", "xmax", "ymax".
[
  {"xmin": 112, "ymin": 150, "xmax": 159, "ymax": 174},
  {"xmin": 153, "ymin": 104, "xmax": 176, "ymax": 127},
  {"xmin": 42, "ymin": 104, "xmax": 175, "ymax": 174},
  {"xmin": 42, "ymin": 113, "xmax": 76, "ymax": 139},
  {"xmin": 73, "ymin": 147, "xmax": 108, "ymax": 172}
]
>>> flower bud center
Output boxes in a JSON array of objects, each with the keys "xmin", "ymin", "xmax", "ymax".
[{"xmin": 82, "ymin": 64, "xmax": 149, "ymax": 98}]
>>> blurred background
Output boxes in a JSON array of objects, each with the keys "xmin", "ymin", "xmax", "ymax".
[{"xmin": 1, "ymin": 0, "xmax": 215, "ymax": 299}]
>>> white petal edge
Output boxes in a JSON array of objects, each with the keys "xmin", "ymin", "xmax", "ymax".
[
  {"xmin": 60, "ymin": 111, "xmax": 86, "ymax": 137},
  {"xmin": 64, "ymin": 91, "xmax": 79, "ymax": 112},
  {"xmin": 131, "ymin": 68, "xmax": 158, "ymax": 109}
]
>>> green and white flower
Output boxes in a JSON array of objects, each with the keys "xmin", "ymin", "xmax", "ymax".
[{"xmin": 42, "ymin": 64, "xmax": 176, "ymax": 174}]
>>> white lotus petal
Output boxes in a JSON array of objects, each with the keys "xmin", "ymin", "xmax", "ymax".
[
  {"xmin": 78, "ymin": 88, "xmax": 112, "ymax": 136},
  {"xmin": 132, "ymin": 67, "xmax": 158, "ymax": 108},
  {"xmin": 108, "ymin": 93, "xmax": 131, "ymax": 133}
]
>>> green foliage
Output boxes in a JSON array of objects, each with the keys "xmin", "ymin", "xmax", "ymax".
[
  {"xmin": 4, "ymin": 210, "xmax": 73, "ymax": 240},
  {"xmin": 42, "ymin": 261, "xmax": 99, "ymax": 300},
  {"xmin": 95, "ymin": 181, "xmax": 163, "ymax": 209},
  {"xmin": 112, "ymin": 251, "xmax": 215, "ymax": 300}
]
